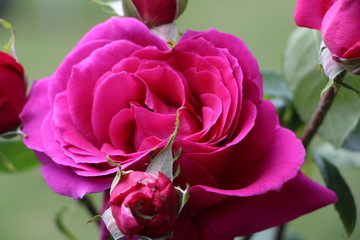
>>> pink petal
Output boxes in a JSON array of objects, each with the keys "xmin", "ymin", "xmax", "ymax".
[
  {"xmin": 20, "ymin": 79, "xmax": 51, "ymax": 151},
  {"xmin": 75, "ymin": 17, "xmax": 169, "ymax": 51},
  {"xmin": 48, "ymin": 40, "xmax": 110, "ymax": 103},
  {"xmin": 136, "ymin": 66, "xmax": 185, "ymax": 111},
  {"xmin": 37, "ymin": 151, "xmax": 112, "ymax": 199},
  {"xmin": 294, "ymin": 0, "xmax": 334, "ymax": 30},
  {"xmin": 180, "ymin": 28, "xmax": 262, "ymax": 99},
  {"xmin": 322, "ymin": 0, "xmax": 360, "ymax": 57},
  {"xmin": 342, "ymin": 41, "xmax": 360, "ymax": 59},
  {"xmin": 67, "ymin": 41, "xmax": 142, "ymax": 144},
  {"xmin": 92, "ymin": 72, "xmax": 146, "ymax": 144},
  {"xmin": 194, "ymin": 173, "xmax": 337, "ymax": 238}
]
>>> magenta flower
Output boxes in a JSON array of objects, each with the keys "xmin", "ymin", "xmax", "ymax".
[
  {"xmin": 0, "ymin": 51, "xmax": 26, "ymax": 134},
  {"xmin": 21, "ymin": 17, "xmax": 336, "ymax": 238}
]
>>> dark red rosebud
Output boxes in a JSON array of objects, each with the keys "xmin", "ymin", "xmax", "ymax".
[
  {"xmin": 123, "ymin": 0, "xmax": 187, "ymax": 27},
  {"xmin": 0, "ymin": 51, "xmax": 26, "ymax": 134}
]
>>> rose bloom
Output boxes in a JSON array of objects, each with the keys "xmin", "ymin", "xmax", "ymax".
[
  {"xmin": 110, "ymin": 171, "xmax": 178, "ymax": 238},
  {"xmin": 0, "ymin": 51, "xmax": 26, "ymax": 134},
  {"xmin": 294, "ymin": 0, "xmax": 360, "ymax": 59},
  {"xmin": 21, "ymin": 18, "xmax": 336, "ymax": 238}
]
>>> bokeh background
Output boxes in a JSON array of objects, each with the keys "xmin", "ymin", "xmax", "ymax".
[{"xmin": 0, "ymin": 0, "xmax": 360, "ymax": 239}]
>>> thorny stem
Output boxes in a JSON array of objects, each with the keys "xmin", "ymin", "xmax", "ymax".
[
  {"xmin": 300, "ymin": 85, "xmax": 337, "ymax": 149},
  {"xmin": 274, "ymin": 73, "xmax": 345, "ymax": 240}
]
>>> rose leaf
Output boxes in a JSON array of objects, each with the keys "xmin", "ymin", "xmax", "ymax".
[
  {"xmin": 0, "ymin": 139, "xmax": 39, "ymax": 172},
  {"xmin": 313, "ymin": 154, "xmax": 357, "ymax": 237}
]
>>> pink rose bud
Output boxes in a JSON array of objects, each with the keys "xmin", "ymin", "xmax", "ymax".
[
  {"xmin": 123, "ymin": 0, "xmax": 187, "ymax": 27},
  {"xmin": 0, "ymin": 51, "xmax": 26, "ymax": 134},
  {"xmin": 110, "ymin": 171, "xmax": 179, "ymax": 238},
  {"xmin": 295, "ymin": 0, "xmax": 360, "ymax": 61}
]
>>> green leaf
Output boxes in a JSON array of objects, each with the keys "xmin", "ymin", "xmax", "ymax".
[
  {"xmin": 0, "ymin": 139, "xmax": 39, "ymax": 172},
  {"xmin": 102, "ymin": 208, "xmax": 125, "ymax": 240},
  {"xmin": 55, "ymin": 206, "xmax": 80, "ymax": 240},
  {"xmin": 283, "ymin": 28, "xmax": 360, "ymax": 147},
  {"xmin": 313, "ymin": 154, "xmax": 357, "ymax": 237},
  {"xmin": 315, "ymin": 143, "xmax": 360, "ymax": 169},
  {"xmin": 146, "ymin": 109, "xmax": 181, "ymax": 181},
  {"xmin": 342, "ymin": 121, "xmax": 360, "ymax": 152},
  {"xmin": 262, "ymin": 69, "xmax": 292, "ymax": 106}
]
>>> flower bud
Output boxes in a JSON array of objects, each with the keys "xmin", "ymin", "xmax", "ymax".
[
  {"xmin": 110, "ymin": 171, "xmax": 179, "ymax": 238},
  {"xmin": 295, "ymin": 0, "xmax": 360, "ymax": 74},
  {"xmin": 0, "ymin": 51, "xmax": 26, "ymax": 134},
  {"xmin": 122, "ymin": 0, "xmax": 187, "ymax": 27}
]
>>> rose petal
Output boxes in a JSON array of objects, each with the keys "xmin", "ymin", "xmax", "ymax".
[
  {"xmin": 37, "ymin": 151, "xmax": 112, "ymax": 199},
  {"xmin": 20, "ymin": 79, "xmax": 51, "ymax": 151},
  {"xmin": 294, "ymin": 0, "xmax": 334, "ymax": 30},
  {"xmin": 322, "ymin": 0, "xmax": 360, "ymax": 57},
  {"xmin": 92, "ymin": 72, "xmax": 146, "ymax": 144},
  {"xmin": 67, "ymin": 40, "xmax": 143, "ymax": 144},
  {"xmin": 195, "ymin": 173, "xmax": 337, "ymax": 238},
  {"xmin": 75, "ymin": 17, "xmax": 169, "ymax": 51},
  {"xmin": 180, "ymin": 29, "xmax": 262, "ymax": 99}
]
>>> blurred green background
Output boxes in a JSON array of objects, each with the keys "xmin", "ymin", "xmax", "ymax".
[{"xmin": 0, "ymin": 0, "xmax": 360, "ymax": 239}]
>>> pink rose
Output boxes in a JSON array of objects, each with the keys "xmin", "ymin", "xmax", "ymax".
[
  {"xmin": 294, "ymin": 0, "xmax": 360, "ymax": 59},
  {"xmin": 21, "ymin": 17, "xmax": 336, "ymax": 238},
  {"xmin": 123, "ymin": 0, "xmax": 187, "ymax": 27},
  {"xmin": 110, "ymin": 171, "xmax": 178, "ymax": 238},
  {"xmin": 0, "ymin": 51, "xmax": 26, "ymax": 134}
]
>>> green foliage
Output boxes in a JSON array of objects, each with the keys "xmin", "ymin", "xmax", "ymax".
[
  {"xmin": 313, "ymin": 154, "xmax": 357, "ymax": 237},
  {"xmin": 0, "ymin": 139, "xmax": 39, "ymax": 172},
  {"xmin": 283, "ymin": 28, "xmax": 360, "ymax": 148},
  {"xmin": 262, "ymin": 69, "xmax": 303, "ymax": 132},
  {"xmin": 342, "ymin": 122, "xmax": 360, "ymax": 152}
]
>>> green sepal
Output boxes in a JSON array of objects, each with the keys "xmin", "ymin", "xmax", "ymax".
[
  {"xmin": 175, "ymin": 0, "xmax": 188, "ymax": 19},
  {"xmin": 92, "ymin": 0, "xmax": 126, "ymax": 16},
  {"xmin": 146, "ymin": 109, "xmax": 181, "ymax": 181},
  {"xmin": 0, "ymin": 19, "xmax": 16, "ymax": 58},
  {"xmin": 102, "ymin": 207, "xmax": 125, "ymax": 240},
  {"xmin": 122, "ymin": 0, "xmax": 141, "ymax": 19},
  {"xmin": 87, "ymin": 215, "xmax": 102, "ymax": 224},
  {"xmin": 320, "ymin": 78, "xmax": 334, "ymax": 96},
  {"xmin": 106, "ymin": 156, "xmax": 132, "ymax": 194},
  {"xmin": 175, "ymin": 184, "xmax": 190, "ymax": 215},
  {"xmin": 313, "ymin": 154, "xmax": 357, "ymax": 237},
  {"xmin": 55, "ymin": 206, "xmax": 80, "ymax": 240}
]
